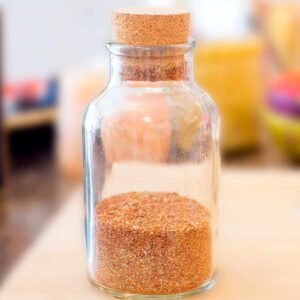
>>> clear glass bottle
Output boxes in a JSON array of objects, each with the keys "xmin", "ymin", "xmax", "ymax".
[{"xmin": 83, "ymin": 38, "xmax": 220, "ymax": 298}]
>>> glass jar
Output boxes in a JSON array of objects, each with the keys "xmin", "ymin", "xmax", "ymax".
[{"xmin": 83, "ymin": 40, "xmax": 220, "ymax": 298}]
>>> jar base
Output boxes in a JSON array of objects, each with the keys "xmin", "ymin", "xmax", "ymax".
[{"xmin": 90, "ymin": 274, "xmax": 217, "ymax": 299}]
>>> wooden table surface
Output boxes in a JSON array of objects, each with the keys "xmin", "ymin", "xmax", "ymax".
[{"xmin": 0, "ymin": 169, "xmax": 300, "ymax": 300}]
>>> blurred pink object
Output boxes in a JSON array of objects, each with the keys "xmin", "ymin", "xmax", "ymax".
[
  {"xmin": 57, "ymin": 59, "xmax": 108, "ymax": 180},
  {"xmin": 268, "ymin": 70, "xmax": 300, "ymax": 117}
]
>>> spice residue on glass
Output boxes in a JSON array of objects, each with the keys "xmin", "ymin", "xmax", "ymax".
[{"xmin": 95, "ymin": 192, "xmax": 212, "ymax": 294}]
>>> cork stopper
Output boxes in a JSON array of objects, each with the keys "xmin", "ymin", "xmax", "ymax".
[
  {"xmin": 111, "ymin": 7, "xmax": 191, "ymax": 81},
  {"xmin": 113, "ymin": 7, "xmax": 190, "ymax": 46}
]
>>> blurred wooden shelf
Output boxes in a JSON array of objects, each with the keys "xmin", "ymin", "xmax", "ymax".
[{"xmin": 4, "ymin": 107, "xmax": 57, "ymax": 131}]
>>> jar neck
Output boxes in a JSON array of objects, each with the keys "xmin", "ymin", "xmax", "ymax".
[{"xmin": 107, "ymin": 42, "xmax": 195, "ymax": 86}]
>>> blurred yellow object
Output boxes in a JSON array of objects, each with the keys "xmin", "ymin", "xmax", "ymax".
[
  {"xmin": 58, "ymin": 62, "xmax": 107, "ymax": 180},
  {"xmin": 195, "ymin": 38, "xmax": 264, "ymax": 152},
  {"xmin": 263, "ymin": 109, "xmax": 300, "ymax": 162},
  {"xmin": 267, "ymin": 2, "xmax": 300, "ymax": 70}
]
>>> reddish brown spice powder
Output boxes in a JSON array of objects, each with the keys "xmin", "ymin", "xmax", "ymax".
[{"xmin": 94, "ymin": 192, "xmax": 212, "ymax": 295}]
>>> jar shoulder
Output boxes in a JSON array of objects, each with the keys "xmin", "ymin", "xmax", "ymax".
[{"xmin": 83, "ymin": 83, "xmax": 219, "ymax": 128}]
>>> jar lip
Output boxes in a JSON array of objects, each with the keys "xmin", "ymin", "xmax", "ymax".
[{"xmin": 106, "ymin": 39, "xmax": 195, "ymax": 57}]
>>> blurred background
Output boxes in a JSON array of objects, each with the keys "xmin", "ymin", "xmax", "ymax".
[{"xmin": 0, "ymin": 0, "xmax": 300, "ymax": 284}]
